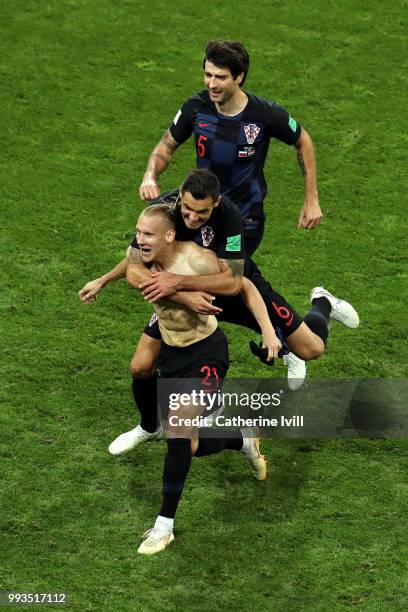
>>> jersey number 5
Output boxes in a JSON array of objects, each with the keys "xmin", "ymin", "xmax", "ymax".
[{"xmin": 197, "ymin": 134, "xmax": 208, "ymax": 158}]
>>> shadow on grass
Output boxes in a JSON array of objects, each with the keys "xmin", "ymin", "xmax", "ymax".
[{"xmin": 191, "ymin": 440, "xmax": 318, "ymax": 524}]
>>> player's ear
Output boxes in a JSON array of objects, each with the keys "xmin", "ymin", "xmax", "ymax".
[
  {"xmin": 236, "ymin": 72, "xmax": 244, "ymax": 86},
  {"xmin": 165, "ymin": 229, "xmax": 176, "ymax": 243},
  {"xmin": 213, "ymin": 196, "xmax": 221, "ymax": 208}
]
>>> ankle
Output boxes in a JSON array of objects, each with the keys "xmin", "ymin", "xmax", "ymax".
[{"xmin": 154, "ymin": 515, "xmax": 174, "ymax": 533}]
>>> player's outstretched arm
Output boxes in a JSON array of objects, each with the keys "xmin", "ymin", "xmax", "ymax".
[
  {"xmin": 295, "ymin": 127, "xmax": 322, "ymax": 230},
  {"xmin": 78, "ymin": 258, "xmax": 128, "ymax": 304},
  {"xmin": 139, "ymin": 130, "xmax": 181, "ymax": 201},
  {"xmin": 240, "ymin": 277, "xmax": 282, "ymax": 361}
]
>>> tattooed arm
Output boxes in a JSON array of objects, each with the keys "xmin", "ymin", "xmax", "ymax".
[
  {"xmin": 295, "ymin": 127, "xmax": 322, "ymax": 229},
  {"xmin": 139, "ymin": 256, "xmax": 244, "ymax": 301},
  {"xmin": 176, "ymin": 257, "xmax": 244, "ymax": 296},
  {"xmin": 126, "ymin": 246, "xmax": 222, "ymax": 315},
  {"xmin": 139, "ymin": 129, "xmax": 181, "ymax": 200}
]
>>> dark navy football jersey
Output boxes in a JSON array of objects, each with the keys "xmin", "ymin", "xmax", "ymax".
[
  {"xmin": 130, "ymin": 190, "xmax": 245, "ymax": 260},
  {"xmin": 169, "ymin": 91, "xmax": 301, "ymax": 222}
]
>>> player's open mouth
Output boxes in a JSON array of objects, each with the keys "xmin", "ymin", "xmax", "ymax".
[{"xmin": 140, "ymin": 247, "xmax": 151, "ymax": 256}]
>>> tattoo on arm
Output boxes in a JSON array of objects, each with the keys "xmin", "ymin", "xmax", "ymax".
[
  {"xmin": 297, "ymin": 152, "xmax": 307, "ymax": 177},
  {"xmin": 161, "ymin": 129, "xmax": 180, "ymax": 153},
  {"xmin": 219, "ymin": 258, "xmax": 244, "ymax": 277},
  {"xmin": 151, "ymin": 152, "xmax": 170, "ymax": 166},
  {"xmin": 127, "ymin": 247, "xmax": 143, "ymax": 264}
]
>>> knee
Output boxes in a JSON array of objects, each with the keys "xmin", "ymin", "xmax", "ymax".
[
  {"xmin": 287, "ymin": 321, "xmax": 327, "ymax": 362},
  {"xmin": 304, "ymin": 347, "xmax": 324, "ymax": 360},
  {"xmin": 296, "ymin": 340, "xmax": 325, "ymax": 361},
  {"xmin": 165, "ymin": 423, "xmax": 195, "ymax": 442}
]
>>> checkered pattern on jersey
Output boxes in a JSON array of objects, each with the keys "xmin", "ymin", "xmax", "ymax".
[
  {"xmin": 170, "ymin": 92, "xmax": 301, "ymax": 221},
  {"xmin": 193, "ymin": 111, "xmax": 269, "ymax": 219}
]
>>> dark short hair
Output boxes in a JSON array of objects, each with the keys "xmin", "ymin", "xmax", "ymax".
[
  {"xmin": 204, "ymin": 40, "xmax": 250, "ymax": 86},
  {"xmin": 181, "ymin": 169, "xmax": 220, "ymax": 201},
  {"xmin": 142, "ymin": 203, "xmax": 177, "ymax": 229}
]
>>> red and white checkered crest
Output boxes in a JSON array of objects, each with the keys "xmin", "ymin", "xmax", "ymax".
[
  {"xmin": 244, "ymin": 123, "xmax": 260, "ymax": 145},
  {"xmin": 201, "ymin": 226, "xmax": 215, "ymax": 247}
]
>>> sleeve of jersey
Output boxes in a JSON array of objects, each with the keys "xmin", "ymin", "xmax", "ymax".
[
  {"xmin": 169, "ymin": 98, "xmax": 195, "ymax": 144},
  {"xmin": 266, "ymin": 102, "xmax": 302, "ymax": 145},
  {"xmin": 217, "ymin": 209, "xmax": 245, "ymax": 261}
]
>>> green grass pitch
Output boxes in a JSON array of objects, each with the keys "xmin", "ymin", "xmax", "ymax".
[{"xmin": 1, "ymin": 0, "xmax": 407, "ymax": 609}]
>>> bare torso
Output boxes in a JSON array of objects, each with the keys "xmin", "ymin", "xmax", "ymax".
[{"xmin": 154, "ymin": 242, "xmax": 220, "ymax": 346}]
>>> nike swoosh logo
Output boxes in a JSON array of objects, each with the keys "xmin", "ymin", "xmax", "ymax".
[{"xmin": 198, "ymin": 122, "xmax": 210, "ymax": 127}]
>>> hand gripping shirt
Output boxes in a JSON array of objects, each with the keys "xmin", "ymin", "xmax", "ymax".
[{"xmin": 169, "ymin": 91, "xmax": 302, "ymax": 223}]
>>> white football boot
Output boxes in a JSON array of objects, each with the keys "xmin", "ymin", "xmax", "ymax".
[
  {"xmin": 108, "ymin": 424, "xmax": 162, "ymax": 456},
  {"xmin": 283, "ymin": 352, "xmax": 307, "ymax": 391},
  {"xmin": 138, "ymin": 527, "xmax": 175, "ymax": 555},
  {"xmin": 311, "ymin": 287, "xmax": 360, "ymax": 329},
  {"xmin": 240, "ymin": 428, "xmax": 268, "ymax": 480}
]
